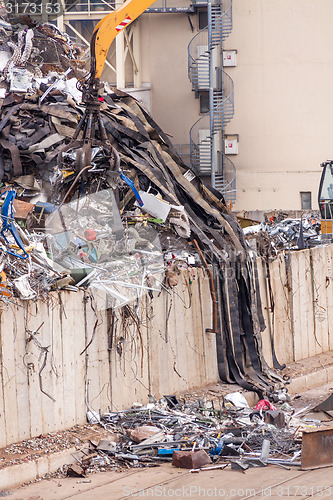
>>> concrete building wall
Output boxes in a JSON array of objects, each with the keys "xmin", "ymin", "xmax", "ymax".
[
  {"xmin": 132, "ymin": 0, "xmax": 333, "ymax": 211},
  {"xmin": 0, "ymin": 269, "xmax": 218, "ymax": 447},
  {"xmin": 99, "ymin": 9, "xmax": 199, "ymax": 146},
  {"xmin": 65, "ymin": 1, "xmax": 333, "ymax": 211},
  {"xmin": 258, "ymin": 244, "xmax": 333, "ymax": 366},
  {"xmin": 225, "ymin": 0, "xmax": 333, "ymax": 211},
  {"xmin": 139, "ymin": 12, "xmax": 199, "ymax": 145}
]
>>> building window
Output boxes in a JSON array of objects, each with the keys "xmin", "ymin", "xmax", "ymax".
[
  {"xmin": 300, "ymin": 191, "xmax": 312, "ymax": 210},
  {"xmin": 199, "ymin": 10, "xmax": 208, "ymax": 30},
  {"xmin": 199, "ymin": 92, "xmax": 209, "ymax": 113}
]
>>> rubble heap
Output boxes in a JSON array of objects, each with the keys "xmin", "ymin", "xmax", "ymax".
[
  {"xmin": 0, "ymin": 18, "xmax": 285, "ymax": 396},
  {"xmin": 69, "ymin": 393, "xmax": 330, "ymax": 474},
  {"xmin": 243, "ymin": 213, "xmax": 322, "ymax": 260}
]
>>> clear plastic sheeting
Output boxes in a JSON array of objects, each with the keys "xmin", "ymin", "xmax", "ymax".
[{"xmin": 45, "ymin": 189, "xmax": 164, "ymax": 309}]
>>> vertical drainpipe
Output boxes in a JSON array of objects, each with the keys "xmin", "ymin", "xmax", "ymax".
[{"xmin": 208, "ymin": 0, "xmax": 215, "ymax": 189}]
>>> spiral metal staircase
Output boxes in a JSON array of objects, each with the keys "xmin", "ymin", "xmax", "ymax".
[{"xmin": 188, "ymin": 0, "xmax": 236, "ymax": 203}]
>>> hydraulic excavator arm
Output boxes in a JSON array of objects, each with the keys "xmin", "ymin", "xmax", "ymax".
[
  {"xmin": 91, "ymin": 0, "xmax": 155, "ymax": 81},
  {"xmin": 59, "ymin": 0, "xmax": 156, "ymax": 179}
]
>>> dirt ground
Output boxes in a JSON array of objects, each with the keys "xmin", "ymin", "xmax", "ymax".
[{"xmin": 281, "ymin": 352, "xmax": 333, "ymax": 379}]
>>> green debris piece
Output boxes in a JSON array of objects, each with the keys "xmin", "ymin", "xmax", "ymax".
[{"xmin": 148, "ymin": 218, "xmax": 164, "ymax": 224}]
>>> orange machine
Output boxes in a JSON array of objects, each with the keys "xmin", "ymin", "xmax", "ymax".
[{"xmin": 318, "ymin": 160, "xmax": 333, "ymax": 239}]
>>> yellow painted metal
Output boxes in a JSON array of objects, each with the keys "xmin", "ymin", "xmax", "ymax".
[
  {"xmin": 92, "ymin": 0, "xmax": 155, "ymax": 79},
  {"xmin": 321, "ymin": 219, "xmax": 332, "ymax": 235}
]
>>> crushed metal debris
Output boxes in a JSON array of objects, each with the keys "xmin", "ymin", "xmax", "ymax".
[
  {"xmin": 243, "ymin": 213, "xmax": 322, "ymax": 260},
  {"xmin": 0, "ymin": 15, "xmax": 287, "ymax": 398},
  {"xmin": 1, "ymin": 387, "xmax": 332, "ymax": 483},
  {"xmin": 75, "ymin": 393, "xmax": 332, "ymax": 473},
  {"xmin": 25, "ymin": 392, "xmax": 332, "ymax": 476}
]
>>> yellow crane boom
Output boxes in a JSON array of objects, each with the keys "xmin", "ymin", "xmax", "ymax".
[
  {"xmin": 91, "ymin": 0, "xmax": 155, "ymax": 80},
  {"xmin": 59, "ymin": 0, "xmax": 156, "ymax": 175}
]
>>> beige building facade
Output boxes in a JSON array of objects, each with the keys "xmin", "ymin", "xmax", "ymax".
[
  {"xmin": 225, "ymin": 0, "xmax": 333, "ymax": 212},
  {"xmin": 62, "ymin": 0, "xmax": 333, "ymax": 212}
]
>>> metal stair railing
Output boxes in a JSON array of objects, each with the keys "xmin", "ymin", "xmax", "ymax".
[
  {"xmin": 212, "ymin": 71, "xmax": 234, "ymax": 129},
  {"xmin": 189, "ymin": 73, "xmax": 234, "ymax": 170},
  {"xmin": 189, "ymin": 111, "xmax": 211, "ymax": 174},
  {"xmin": 188, "ymin": 0, "xmax": 236, "ymax": 202},
  {"xmin": 188, "ymin": 0, "xmax": 232, "ymax": 92},
  {"xmin": 215, "ymin": 155, "xmax": 236, "ymax": 203},
  {"xmin": 188, "ymin": 29, "xmax": 210, "ymax": 91}
]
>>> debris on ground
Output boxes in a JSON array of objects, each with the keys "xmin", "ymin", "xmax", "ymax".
[
  {"xmin": 0, "ymin": 424, "xmax": 103, "ymax": 470},
  {"xmin": 1, "ymin": 383, "xmax": 332, "ymax": 485},
  {"xmin": 65, "ymin": 390, "xmax": 333, "ymax": 474},
  {"xmin": 301, "ymin": 424, "xmax": 333, "ymax": 470}
]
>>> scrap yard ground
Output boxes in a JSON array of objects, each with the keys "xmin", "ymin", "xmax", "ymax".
[
  {"xmin": 8, "ymin": 461, "xmax": 333, "ymax": 500},
  {"xmin": 5, "ymin": 382, "xmax": 333, "ymax": 499}
]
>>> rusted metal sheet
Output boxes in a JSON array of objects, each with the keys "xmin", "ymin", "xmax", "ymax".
[
  {"xmin": 12, "ymin": 199, "xmax": 34, "ymax": 220},
  {"xmin": 172, "ymin": 450, "xmax": 212, "ymax": 469},
  {"xmin": 301, "ymin": 424, "xmax": 333, "ymax": 470}
]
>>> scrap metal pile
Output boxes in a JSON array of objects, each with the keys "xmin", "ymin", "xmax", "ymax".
[
  {"xmin": 0, "ymin": 18, "xmax": 285, "ymax": 395},
  {"xmin": 68, "ymin": 393, "xmax": 333, "ymax": 475},
  {"xmin": 243, "ymin": 213, "xmax": 322, "ymax": 260}
]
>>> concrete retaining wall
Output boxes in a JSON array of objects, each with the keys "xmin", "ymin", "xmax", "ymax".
[
  {"xmin": 258, "ymin": 244, "xmax": 333, "ymax": 366},
  {"xmin": 0, "ymin": 268, "xmax": 218, "ymax": 448},
  {"xmin": 1, "ymin": 245, "xmax": 333, "ymax": 448}
]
